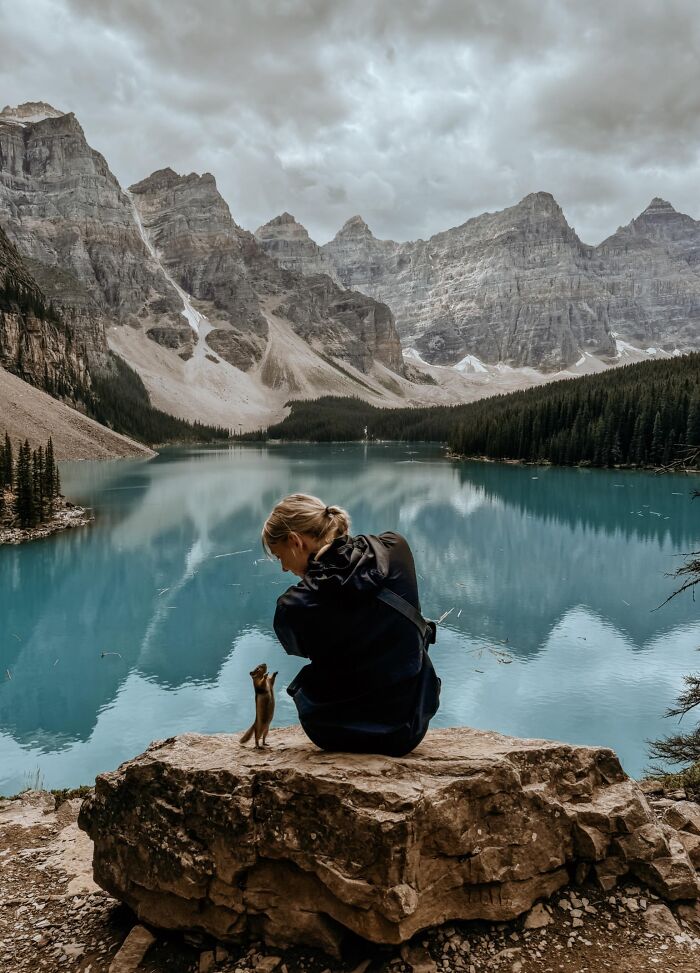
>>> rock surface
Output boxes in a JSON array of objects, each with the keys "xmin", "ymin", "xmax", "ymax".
[
  {"xmin": 0, "ymin": 223, "xmax": 95, "ymax": 400},
  {"xmin": 0, "ymin": 106, "xmax": 180, "ymax": 332},
  {"xmin": 79, "ymin": 727, "xmax": 699, "ymax": 955},
  {"xmin": 4, "ymin": 787, "xmax": 700, "ymax": 973},
  {"xmin": 255, "ymin": 212, "xmax": 341, "ymax": 283}
]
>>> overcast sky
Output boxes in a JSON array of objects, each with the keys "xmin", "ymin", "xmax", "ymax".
[{"xmin": 2, "ymin": 0, "xmax": 699, "ymax": 245}]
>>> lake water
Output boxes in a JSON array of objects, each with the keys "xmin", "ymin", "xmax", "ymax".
[{"xmin": 1, "ymin": 442, "xmax": 699, "ymax": 794}]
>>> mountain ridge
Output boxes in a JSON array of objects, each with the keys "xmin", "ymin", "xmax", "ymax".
[
  {"xmin": 255, "ymin": 192, "xmax": 700, "ymax": 369},
  {"xmin": 2, "ymin": 99, "xmax": 699, "ymax": 437},
  {"xmin": 0, "ymin": 104, "xmax": 422, "ymax": 433}
]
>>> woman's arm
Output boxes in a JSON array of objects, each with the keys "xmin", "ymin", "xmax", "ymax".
[{"xmin": 273, "ymin": 592, "xmax": 310, "ymax": 658}]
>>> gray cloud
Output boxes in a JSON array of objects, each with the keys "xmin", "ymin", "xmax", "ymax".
[{"xmin": 1, "ymin": 0, "xmax": 699, "ymax": 245}]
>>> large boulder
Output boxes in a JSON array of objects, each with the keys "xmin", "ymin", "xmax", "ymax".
[{"xmin": 78, "ymin": 727, "xmax": 699, "ymax": 956}]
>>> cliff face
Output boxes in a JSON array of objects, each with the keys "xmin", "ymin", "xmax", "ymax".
[
  {"xmin": 129, "ymin": 168, "xmax": 270, "ymax": 369},
  {"xmin": 413, "ymin": 193, "xmax": 615, "ymax": 368},
  {"xmin": 276, "ymin": 274, "xmax": 404, "ymax": 375},
  {"xmin": 0, "ymin": 225, "xmax": 91, "ymax": 398},
  {"xmin": 258, "ymin": 194, "xmax": 700, "ymax": 369},
  {"xmin": 596, "ymin": 198, "xmax": 700, "ymax": 349},
  {"xmin": 0, "ymin": 106, "xmax": 180, "ymax": 332}
]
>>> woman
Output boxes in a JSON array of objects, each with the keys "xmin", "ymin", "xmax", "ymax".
[{"xmin": 262, "ymin": 493, "xmax": 441, "ymax": 756}]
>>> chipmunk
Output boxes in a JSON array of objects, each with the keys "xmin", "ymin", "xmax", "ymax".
[{"xmin": 240, "ymin": 663, "xmax": 278, "ymax": 748}]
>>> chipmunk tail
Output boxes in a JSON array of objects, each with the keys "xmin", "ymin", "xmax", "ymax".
[{"xmin": 239, "ymin": 724, "xmax": 255, "ymax": 745}]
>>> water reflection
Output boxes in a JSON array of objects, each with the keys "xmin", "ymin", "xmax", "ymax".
[{"xmin": 0, "ymin": 443, "xmax": 698, "ymax": 793}]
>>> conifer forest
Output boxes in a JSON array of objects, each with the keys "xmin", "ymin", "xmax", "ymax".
[{"xmin": 242, "ymin": 354, "xmax": 700, "ymax": 469}]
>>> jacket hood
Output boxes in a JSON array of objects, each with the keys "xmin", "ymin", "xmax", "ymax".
[{"xmin": 303, "ymin": 533, "xmax": 390, "ymax": 595}]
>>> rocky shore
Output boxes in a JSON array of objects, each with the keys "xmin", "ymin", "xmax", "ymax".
[
  {"xmin": 79, "ymin": 726, "xmax": 700, "ymax": 954},
  {"xmin": 0, "ymin": 496, "xmax": 93, "ymax": 545},
  {"xmin": 2, "ymin": 782, "xmax": 700, "ymax": 973}
]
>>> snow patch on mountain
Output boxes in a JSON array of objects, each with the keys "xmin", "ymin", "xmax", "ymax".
[{"xmin": 454, "ymin": 354, "xmax": 490, "ymax": 374}]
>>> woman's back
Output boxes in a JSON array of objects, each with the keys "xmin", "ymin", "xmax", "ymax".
[{"xmin": 274, "ymin": 530, "xmax": 440, "ymax": 755}]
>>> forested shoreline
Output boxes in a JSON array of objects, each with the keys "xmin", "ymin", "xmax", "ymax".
[{"xmin": 238, "ymin": 354, "xmax": 700, "ymax": 470}]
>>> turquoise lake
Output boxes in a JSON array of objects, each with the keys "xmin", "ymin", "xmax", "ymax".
[{"xmin": 1, "ymin": 442, "xmax": 699, "ymax": 795}]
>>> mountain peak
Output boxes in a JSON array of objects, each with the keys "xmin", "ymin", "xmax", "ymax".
[
  {"xmin": 336, "ymin": 215, "xmax": 374, "ymax": 238},
  {"xmin": 640, "ymin": 197, "xmax": 678, "ymax": 216},
  {"xmin": 523, "ymin": 191, "xmax": 556, "ymax": 203},
  {"xmin": 254, "ymin": 212, "xmax": 314, "ymax": 245},
  {"xmin": 0, "ymin": 102, "xmax": 65, "ymax": 125},
  {"xmin": 129, "ymin": 168, "xmax": 181, "ymax": 194},
  {"xmin": 130, "ymin": 168, "xmax": 218, "ymax": 195},
  {"xmin": 515, "ymin": 191, "xmax": 563, "ymax": 214}
]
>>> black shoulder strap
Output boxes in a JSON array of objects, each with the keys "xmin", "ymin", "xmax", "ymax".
[{"xmin": 376, "ymin": 587, "xmax": 435, "ymax": 644}]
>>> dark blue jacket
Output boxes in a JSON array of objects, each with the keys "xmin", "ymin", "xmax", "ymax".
[{"xmin": 273, "ymin": 530, "xmax": 440, "ymax": 756}]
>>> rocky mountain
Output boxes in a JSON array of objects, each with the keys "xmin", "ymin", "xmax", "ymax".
[
  {"xmin": 128, "ymin": 169, "xmax": 403, "ymax": 376},
  {"xmin": 0, "ymin": 104, "xmax": 180, "ymax": 338},
  {"xmin": 0, "ymin": 104, "xmax": 412, "ymax": 431},
  {"xmin": 255, "ymin": 212, "xmax": 340, "ymax": 283},
  {"xmin": 5, "ymin": 99, "xmax": 696, "ymax": 436},
  {"xmin": 597, "ymin": 198, "xmax": 700, "ymax": 349},
  {"xmin": 256, "ymin": 194, "xmax": 700, "ymax": 370}
]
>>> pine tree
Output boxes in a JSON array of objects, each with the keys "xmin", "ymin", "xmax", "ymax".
[
  {"xmin": 687, "ymin": 393, "xmax": 700, "ymax": 447},
  {"xmin": 650, "ymin": 410, "xmax": 665, "ymax": 465},
  {"xmin": 14, "ymin": 440, "xmax": 34, "ymax": 528}
]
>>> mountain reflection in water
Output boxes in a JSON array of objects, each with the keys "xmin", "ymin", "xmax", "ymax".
[{"xmin": 0, "ymin": 442, "xmax": 698, "ymax": 793}]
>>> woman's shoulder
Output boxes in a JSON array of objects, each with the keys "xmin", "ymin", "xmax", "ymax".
[{"xmin": 375, "ymin": 529, "xmax": 411, "ymax": 552}]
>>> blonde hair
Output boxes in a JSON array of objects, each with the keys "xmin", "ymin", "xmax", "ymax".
[{"xmin": 262, "ymin": 493, "xmax": 351, "ymax": 556}]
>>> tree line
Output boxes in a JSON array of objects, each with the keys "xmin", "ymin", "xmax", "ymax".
[
  {"xmin": 239, "ymin": 353, "xmax": 700, "ymax": 469},
  {"xmin": 83, "ymin": 352, "xmax": 231, "ymax": 445},
  {"xmin": 0, "ymin": 432, "xmax": 62, "ymax": 528}
]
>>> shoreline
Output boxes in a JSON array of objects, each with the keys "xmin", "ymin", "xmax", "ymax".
[
  {"xmin": 0, "ymin": 497, "xmax": 94, "ymax": 545},
  {"xmin": 445, "ymin": 450, "xmax": 700, "ymax": 474},
  {"xmin": 234, "ymin": 438, "xmax": 700, "ymax": 474}
]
